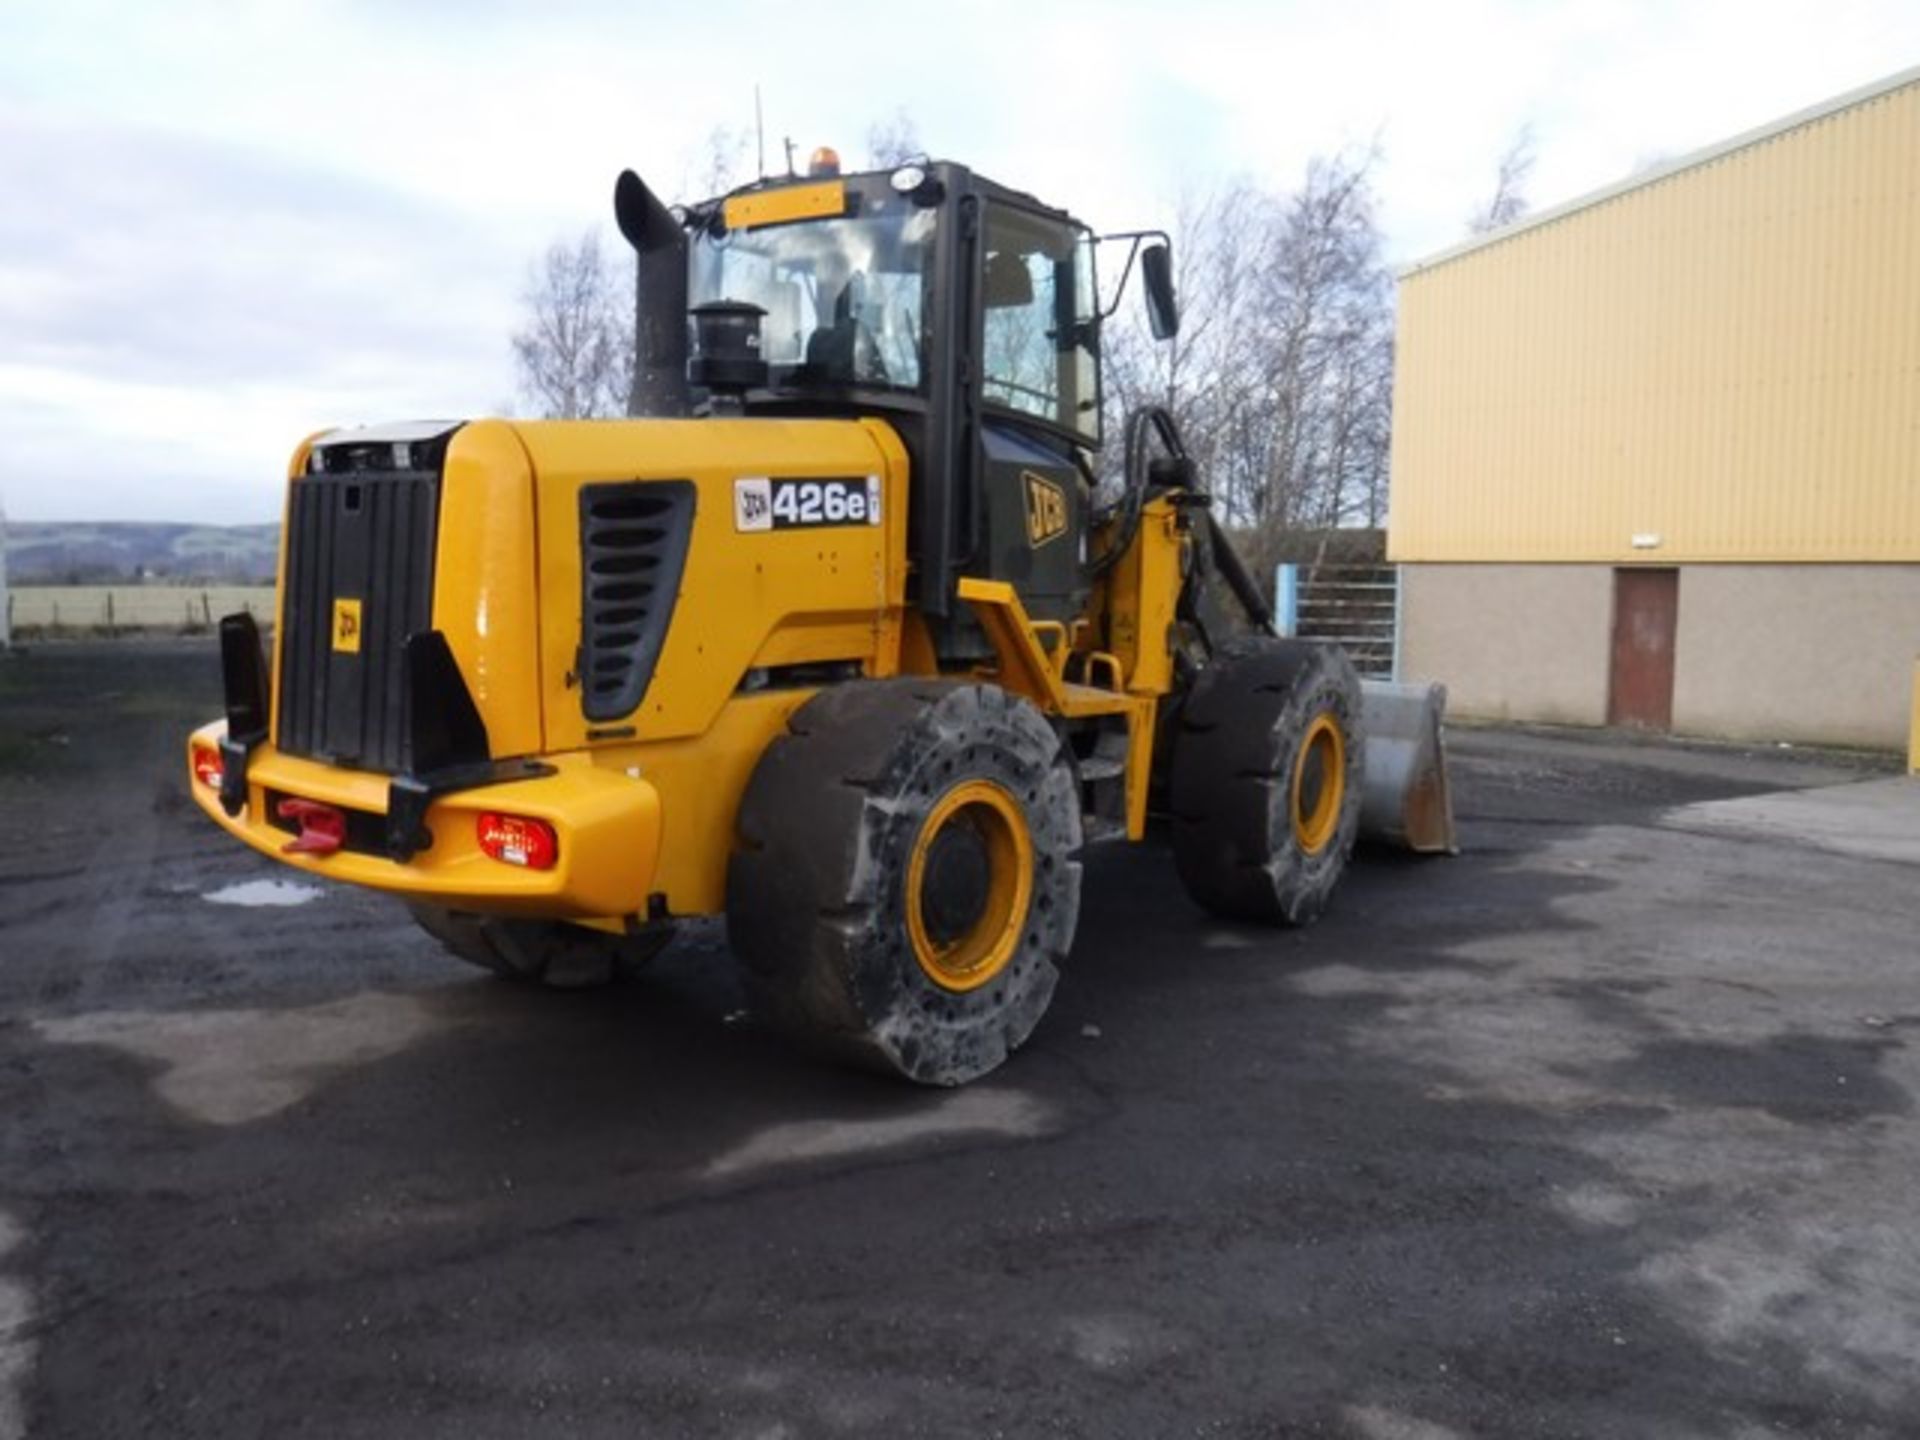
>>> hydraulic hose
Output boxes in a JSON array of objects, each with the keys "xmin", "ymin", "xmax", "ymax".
[
  {"xmin": 1205, "ymin": 511, "xmax": 1275, "ymax": 634},
  {"xmin": 1091, "ymin": 405, "xmax": 1183, "ymax": 578},
  {"xmin": 1098, "ymin": 404, "xmax": 1275, "ymax": 636}
]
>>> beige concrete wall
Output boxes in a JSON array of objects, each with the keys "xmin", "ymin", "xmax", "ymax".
[
  {"xmin": 1673, "ymin": 565, "xmax": 1920, "ymax": 750},
  {"xmin": 1401, "ymin": 562, "xmax": 1920, "ymax": 751},
  {"xmin": 1399, "ymin": 565, "xmax": 1613, "ymax": 726}
]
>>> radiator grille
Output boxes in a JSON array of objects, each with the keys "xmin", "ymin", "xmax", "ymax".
[
  {"xmin": 277, "ymin": 470, "xmax": 439, "ymax": 771},
  {"xmin": 578, "ymin": 480, "xmax": 695, "ymax": 721}
]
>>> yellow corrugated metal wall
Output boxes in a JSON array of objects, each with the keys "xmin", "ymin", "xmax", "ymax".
[{"xmin": 1389, "ymin": 76, "xmax": 1920, "ymax": 563}]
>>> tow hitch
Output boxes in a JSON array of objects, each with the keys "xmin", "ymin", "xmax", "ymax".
[{"xmin": 277, "ymin": 798, "xmax": 346, "ymax": 856}]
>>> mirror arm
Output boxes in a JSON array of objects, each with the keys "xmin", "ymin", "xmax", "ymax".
[
  {"xmin": 1098, "ymin": 236, "xmax": 1144, "ymax": 322},
  {"xmin": 1093, "ymin": 228, "xmax": 1173, "ymax": 322}
]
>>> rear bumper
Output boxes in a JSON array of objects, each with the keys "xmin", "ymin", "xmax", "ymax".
[{"xmin": 186, "ymin": 721, "xmax": 661, "ymax": 920}]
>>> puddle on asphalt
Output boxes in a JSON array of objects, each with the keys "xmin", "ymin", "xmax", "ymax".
[
  {"xmin": 1202, "ymin": 931, "xmax": 1254, "ymax": 950},
  {"xmin": 1554, "ymin": 1182, "xmax": 1642, "ymax": 1228},
  {"xmin": 701, "ymin": 1087, "xmax": 1054, "ymax": 1181},
  {"xmin": 36, "ymin": 992, "xmax": 445, "ymax": 1125},
  {"xmin": 1061, "ymin": 1311, "xmax": 1188, "ymax": 1373},
  {"xmin": 0, "ymin": 1210, "xmax": 31, "ymax": 1440},
  {"xmin": 1343, "ymin": 1403, "xmax": 1468, "ymax": 1440},
  {"xmin": 202, "ymin": 879, "xmax": 323, "ymax": 908}
]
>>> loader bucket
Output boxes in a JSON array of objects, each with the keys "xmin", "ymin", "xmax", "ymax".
[{"xmin": 1358, "ymin": 680, "xmax": 1458, "ymax": 854}]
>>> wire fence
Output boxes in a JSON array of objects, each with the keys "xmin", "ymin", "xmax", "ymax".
[{"xmin": 6, "ymin": 586, "xmax": 276, "ymax": 635}]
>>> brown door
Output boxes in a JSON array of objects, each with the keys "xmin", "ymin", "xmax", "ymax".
[{"xmin": 1607, "ymin": 568, "xmax": 1678, "ymax": 729}]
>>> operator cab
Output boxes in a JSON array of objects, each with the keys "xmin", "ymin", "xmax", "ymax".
[
  {"xmin": 685, "ymin": 162, "xmax": 1098, "ymax": 442},
  {"xmin": 617, "ymin": 155, "xmax": 1174, "ymax": 634}
]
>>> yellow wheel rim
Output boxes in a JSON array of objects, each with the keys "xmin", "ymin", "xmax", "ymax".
[
  {"xmin": 1290, "ymin": 713, "xmax": 1346, "ymax": 856},
  {"xmin": 906, "ymin": 780, "xmax": 1033, "ymax": 993}
]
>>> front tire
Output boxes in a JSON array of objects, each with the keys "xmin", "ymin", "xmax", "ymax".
[
  {"xmin": 1170, "ymin": 637, "xmax": 1364, "ymax": 925},
  {"xmin": 727, "ymin": 680, "xmax": 1082, "ymax": 1086}
]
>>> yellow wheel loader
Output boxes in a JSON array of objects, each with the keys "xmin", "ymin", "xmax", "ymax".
[{"xmin": 187, "ymin": 154, "xmax": 1452, "ymax": 1084}]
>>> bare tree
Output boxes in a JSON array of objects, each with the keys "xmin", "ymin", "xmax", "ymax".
[
  {"xmin": 1106, "ymin": 151, "xmax": 1395, "ymax": 539},
  {"xmin": 1469, "ymin": 126, "xmax": 1536, "ymax": 234},
  {"xmin": 865, "ymin": 109, "xmax": 923, "ymax": 168},
  {"xmin": 1249, "ymin": 149, "xmax": 1394, "ymax": 530},
  {"xmin": 510, "ymin": 231, "xmax": 632, "ymax": 419},
  {"xmin": 683, "ymin": 123, "xmax": 753, "ymax": 198},
  {"xmin": 1103, "ymin": 182, "xmax": 1266, "ymax": 478}
]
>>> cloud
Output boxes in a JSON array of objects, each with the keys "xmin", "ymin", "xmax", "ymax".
[
  {"xmin": 1141, "ymin": 0, "xmax": 1920, "ymax": 264},
  {"xmin": 0, "ymin": 109, "xmax": 527, "ymax": 520},
  {"xmin": 1, "ymin": 0, "xmax": 1916, "ymax": 520},
  {"xmin": 0, "ymin": 112, "xmax": 498, "ymax": 386}
]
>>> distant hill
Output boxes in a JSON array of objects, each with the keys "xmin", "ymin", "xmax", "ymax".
[{"xmin": 4, "ymin": 522, "xmax": 279, "ymax": 584}]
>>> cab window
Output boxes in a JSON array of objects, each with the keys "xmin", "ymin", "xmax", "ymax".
[
  {"xmin": 981, "ymin": 204, "xmax": 1099, "ymax": 444},
  {"xmin": 689, "ymin": 203, "xmax": 934, "ymax": 390}
]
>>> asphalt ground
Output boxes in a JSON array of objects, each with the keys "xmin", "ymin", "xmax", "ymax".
[{"xmin": 1, "ymin": 639, "xmax": 1915, "ymax": 1439}]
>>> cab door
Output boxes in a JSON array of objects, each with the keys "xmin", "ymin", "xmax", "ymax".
[{"xmin": 970, "ymin": 200, "xmax": 1101, "ymax": 624}]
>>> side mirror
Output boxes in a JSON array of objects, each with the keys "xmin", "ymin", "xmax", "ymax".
[{"xmin": 1141, "ymin": 242, "xmax": 1178, "ymax": 341}]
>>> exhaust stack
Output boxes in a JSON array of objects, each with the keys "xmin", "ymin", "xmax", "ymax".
[{"xmin": 613, "ymin": 170, "xmax": 690, "ymax": 418}]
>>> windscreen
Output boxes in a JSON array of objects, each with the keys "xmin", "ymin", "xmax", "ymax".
[{"xmin": 689, "ymin": 204, "xmax": 936, "ymax": 391}]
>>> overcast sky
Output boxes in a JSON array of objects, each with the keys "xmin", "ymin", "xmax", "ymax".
[{"xmin": 2, "ymin": 0, "xmax": 1915, "ymax": 523}]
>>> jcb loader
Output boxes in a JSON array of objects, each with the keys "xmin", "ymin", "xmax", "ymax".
[{"xmin": 187, "ymin": 153, "xmax": 1452, "ymax": 1085}]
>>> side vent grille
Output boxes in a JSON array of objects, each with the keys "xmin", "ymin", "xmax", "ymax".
[{"xmin": 578, "ymin": 480, "xmax": 696, "ymax": 721}]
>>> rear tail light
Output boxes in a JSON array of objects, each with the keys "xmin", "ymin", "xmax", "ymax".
[
  {"xmin": 191, "ymin": 743, "xmax": 224, "ymax": 790},
  {"xmin": 477, "ymin": 812, "xmax": 558, "ymax": 870}
]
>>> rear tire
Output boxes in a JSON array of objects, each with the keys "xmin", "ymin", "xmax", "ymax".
[
  {"xmin": 408, "ymin": 905, "xmax": 672, "ymax": 989},
  {"xmin": 1170, "ymin": 637, "xmax": 1364, "ymax": 925},
  {"xmin": 727, "ymin": 680, "xmax": 1082, "ymax": 1086}
]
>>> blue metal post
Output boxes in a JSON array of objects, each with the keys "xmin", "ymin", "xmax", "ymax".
[{"xmin": 1274, "ymin": 563, "xmax": 1300, "ymax": 637}]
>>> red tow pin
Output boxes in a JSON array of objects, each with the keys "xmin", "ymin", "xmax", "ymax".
[{"xmin": 276, "ymin": 798, "xmax": 347, "ymax": 856}]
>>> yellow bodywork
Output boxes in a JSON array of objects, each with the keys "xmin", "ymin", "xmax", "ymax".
[
  {"xmin": 517, "ymin": 417, "xmax": 910, "ymax": 750},
  {"xmin": 433, "ymin": 422, "xmax": 546, "ymax": 758},
  {"xmin": 188, "ymin": 725, "xmax": 660, "ymax": 918},
  {"xmin": 1103, "ymin": 499, "xmax": 1183, "ymax": 699},
  {"xmin": 955, "ymin": 578, "xmax": 1156, "ymax": 841},
  {"xmin": 722, "ymin": 179, "xmax": 848, "ymax": 231},
  {"xmin": 191, "ymin": 412, "xmax": 1190, "ymax": 928},
  {"xmin": 1910, "ymin": 659, "xmax": 1919, "ymax": 776}
]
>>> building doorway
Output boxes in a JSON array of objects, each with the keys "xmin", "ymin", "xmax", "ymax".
[{"xmin": 1608, "ymin": 568, "xmax": 1679, "ymax": 729}]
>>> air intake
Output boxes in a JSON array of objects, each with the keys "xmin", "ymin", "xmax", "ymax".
[{"xmin": 578, "ymin": 480, "xmax": 696, "ymax": 721}]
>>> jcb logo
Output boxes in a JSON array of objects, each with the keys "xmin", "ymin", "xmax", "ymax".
[
  {"xmin": 331, "ymin": 598, "xmax": 362, "ymax": 654},
  {"xmin": 1023, "ymin": 471, "xmax": 1068, "ymax": 547}
]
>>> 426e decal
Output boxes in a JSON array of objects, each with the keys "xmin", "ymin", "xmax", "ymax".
[{"xmin": 734, "ymin": 476, "xmax": 882, "ymax": 532}]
